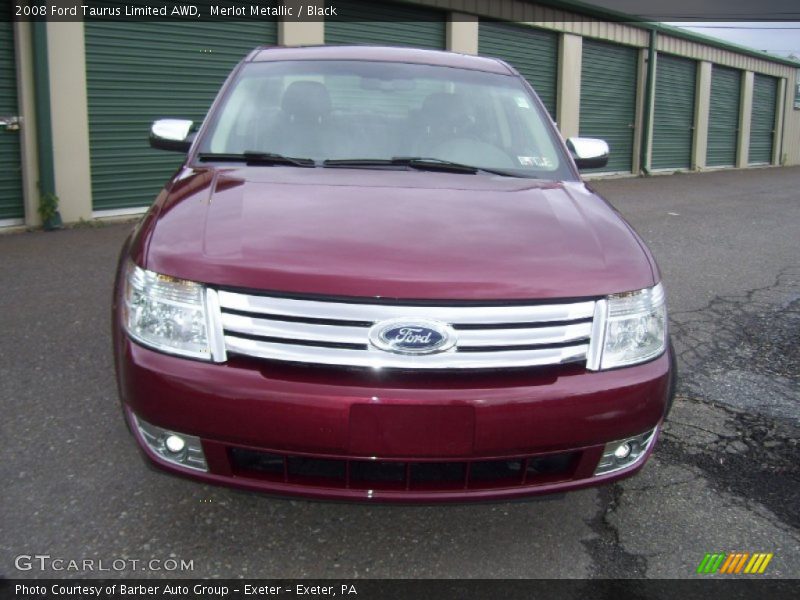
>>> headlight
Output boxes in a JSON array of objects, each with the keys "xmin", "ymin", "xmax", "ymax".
[
  {"xmin": 123, "ymin": 263, "xmax": 212, "ymax": 360},
  {"xmin": 589, "ymin": 283, "xmax": 667, "ymax": 370}
]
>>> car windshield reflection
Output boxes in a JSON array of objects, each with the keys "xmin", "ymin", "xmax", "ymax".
[{"xmin": 197, "ymin": 60, "xmax": 571, "ymax": 180}]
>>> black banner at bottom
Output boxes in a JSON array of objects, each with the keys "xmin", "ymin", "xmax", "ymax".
[{"xmin": 2, "ymin": 579, "xmax": 799, "ymax": 600}]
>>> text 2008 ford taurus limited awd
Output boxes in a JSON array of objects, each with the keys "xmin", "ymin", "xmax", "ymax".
[{"xmin": 113, "ymin": 46, "xmax": 675, "ymax": 502}]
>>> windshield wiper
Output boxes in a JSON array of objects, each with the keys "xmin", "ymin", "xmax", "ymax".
[
  {"xmin": 323, "ymin": 157, "xmax": 476, "ymax": 173},
  {"xmin": 323, "ymin": 157, "xmax": 523, "ymax": 177},
  {"xmin": 197, "ymin": 151, "xmax": 315, "ymax": 167}
]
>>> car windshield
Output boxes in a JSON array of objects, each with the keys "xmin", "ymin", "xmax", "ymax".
[{"xmin": 197, "ymin": 59, "xmax": 573, "ymax": 180}]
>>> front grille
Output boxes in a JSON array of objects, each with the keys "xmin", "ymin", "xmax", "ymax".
[
  {"xmin": 214, "ymin": 289, "xmax": 598, "ymax": 369},
  {"xmin": 229, "ymin": 448, "xmax": 580, "ymax": 491}
]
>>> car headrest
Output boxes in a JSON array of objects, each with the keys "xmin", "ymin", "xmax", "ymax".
[{"xmin": 281, "ymin": 81, "xmax": 332, "ymax": 121}]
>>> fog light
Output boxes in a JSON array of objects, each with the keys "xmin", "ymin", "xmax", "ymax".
[
  {"xmin": 131, "ymin": 414, "xmax": 208, "ymax": 472},
  {"xmin": 594, "ymin": 429, "xmax": 657, "ymax": 476},
  {"xmin": 613, "ymin": 443, "xmax": 632, "ymax": 459},
  {"xmin": 165, "ymin": 435, "xmax": 186, "ymax": 454}
]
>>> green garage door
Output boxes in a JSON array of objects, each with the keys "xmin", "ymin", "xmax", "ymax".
[
  {"xmin": 652, "ymin": 54, "xmax": 696, "ymax": 170},
  {"xmin": 85, "ymin": 17, "xmax": 276, "ymax": 211},
  {"xmin": 579, "ymin": 39, "xmax": 638, "ymax": 173},
  {"xmin": 707, "ymin": 65, "xmax": 741, "ymax": 167},
  {"xmin": 325, "ymin": 1, "xmax": 446, "ymax": 49},
  {"xmin": 0, "ymin": 17, "xmax": 24, "ymax": 221},
  {"xmin": 749, "ymin": 73, "xmax": 778, "ymax": 164},
  {"xmin": 478, "ymin": 21, "xmax": 558, "ymax": 118}
]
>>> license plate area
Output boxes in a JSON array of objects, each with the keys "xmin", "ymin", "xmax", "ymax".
[{"xmin": 348, "ymin": 404, "xmax": 475, "ymax": 457}]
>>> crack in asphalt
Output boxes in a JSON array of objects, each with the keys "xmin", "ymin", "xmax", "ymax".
[
  {"xmin": 663, "ymin": 267, "xmax": 799, "ymax": 528},
  {"xmin": 671, "ymin": 267, "xmax": 800, "ymax": 386},
  {"xmin": 585, "ymin": 485, "xmax": 648, "ymax": 578},
  {"xmin": 585, "ymin": 266, "xmax": 800, "ymax": 576},
  {"xmin": 666, "ymin": 419, "xmax": 731, "ymax": 437}
]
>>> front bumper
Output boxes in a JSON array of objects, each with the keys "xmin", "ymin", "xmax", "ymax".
[
  {"xmin": 117, "ymin": 338, "xmax": 672, "ymax": 502},
  {"xmin": 117, "ymin": 335, "xmax": 671, "ymax": 502}
]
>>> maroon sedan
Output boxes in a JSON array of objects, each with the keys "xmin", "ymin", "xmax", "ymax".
[{"xmin": 113, "ymin": 46, "xmax": 675, "ymax": 502}]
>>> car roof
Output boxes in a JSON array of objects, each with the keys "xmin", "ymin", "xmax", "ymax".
[{"xmin": 249, "ymin": 45, "xmax": 515, "ymax": 75}]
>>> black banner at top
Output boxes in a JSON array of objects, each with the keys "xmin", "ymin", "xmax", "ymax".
[{"xmin": 5, "ymin": 0, "xmax": 800, "ymax": 22}]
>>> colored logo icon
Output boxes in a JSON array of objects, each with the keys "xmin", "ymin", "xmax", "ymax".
[{"xmin": 697, "ymin": 552, "xmax": 774, "ymax": 574}]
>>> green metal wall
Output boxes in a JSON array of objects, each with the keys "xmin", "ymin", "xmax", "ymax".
[
  {"xmin": 324, "ymin": 1, "xmax": 446, "ymax": 49},
  {"xmin": 579, "ymin": 39, "xmax": 638, "ymax": 173},
  {"xmin": 85, "ymin": 17, "xmax": 276, "ymax": 211},
  {"xmin": 748, "ymin": 73, "xmax": 777, "ymax": 164},
  {"xmin": 652, "ymin": 53, "xmax": 696, "ymax": 170},
  {"xmin": 707, "ymin": 66, "xmax": 741, "ymax": 167},
  {"xmin": 478, "ymin": 21, "xmax": 558, "ymax": 119},
  {"xmin": 0, "ymin": 18, "xmax": 24, "ymax": 220}
]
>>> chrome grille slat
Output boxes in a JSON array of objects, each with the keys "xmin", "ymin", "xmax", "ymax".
[
  {"xmin": 217, "ymin": 290, "xmax": 595, "ymax": 325},
  {"xmin": 221, "ymin": 312, "xmax": 593, "ymax": 349},
  {"xmin": 216, "ymin": 290, "xmax": 597, "ymax": 369},
  {"xmin": 224, "ymin": 336, "xmax": 589, "ymax": 369},
  {"xmin": 457, "ymin": 322, "xmax": 592, "ymax": 347},
  {"xmin": 222, "ymin": 313, "xmax": 368, "ymax": 345}
]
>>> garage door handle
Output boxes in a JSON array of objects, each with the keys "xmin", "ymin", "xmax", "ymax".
[{"xmin": 0, "ymin": 116, "xmax": 21, "ymax": 131}]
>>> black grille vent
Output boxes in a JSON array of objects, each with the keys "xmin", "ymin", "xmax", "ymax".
[{"xmin": 229, "ymin": 448, "xmax": 580, "ymax": 491}]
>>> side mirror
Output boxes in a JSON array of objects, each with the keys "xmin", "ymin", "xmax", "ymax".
[
  {"xmin": 567, "ymin": 137, "xmax": 609, "ymax": 170},
  {"xmin": 150, "ymin": 119, "xmax": 195, "ymax": 152}
]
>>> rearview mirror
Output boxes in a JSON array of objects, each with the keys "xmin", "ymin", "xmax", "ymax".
[
  {"xmin": 150, "ymin": 119, "xmax": 194, "ymax": 152},
  {"xmin": 566, "ymin": 137, "xmax": 609, "ymax": 170}
]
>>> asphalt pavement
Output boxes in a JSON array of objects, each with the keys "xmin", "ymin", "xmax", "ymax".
[{"xmin": 1, "ymin": 166, "xmax": 798, "ymax": 579}]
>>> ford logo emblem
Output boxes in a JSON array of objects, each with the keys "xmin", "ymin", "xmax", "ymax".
[{"xmin": 368, "ymin": 319, "xmax": 457, "ymax": 355}]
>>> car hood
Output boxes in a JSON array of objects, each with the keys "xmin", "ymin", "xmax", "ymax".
[{"xmin": 141, "ymin": 166, "xmax": 655, "ymax": 300}]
